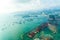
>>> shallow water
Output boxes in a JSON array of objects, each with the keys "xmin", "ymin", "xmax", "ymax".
[{"xmin": 0, "ymin": 13, "xmax": 60, "ymax": 40}]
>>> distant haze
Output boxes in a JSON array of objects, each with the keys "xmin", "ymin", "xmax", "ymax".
[{"xmin": 0, "ymin": 0, "xmax": 60, "ymax": 14}]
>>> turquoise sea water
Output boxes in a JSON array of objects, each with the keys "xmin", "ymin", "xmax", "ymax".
[{"xmin": 0, "ymin": 11, "xmax": 60, "ymax": 40}]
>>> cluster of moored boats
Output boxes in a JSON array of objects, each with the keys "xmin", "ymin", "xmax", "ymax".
[{"xmin": 28, "ymin": 23, "xmax": 48, "ymax": 38}]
